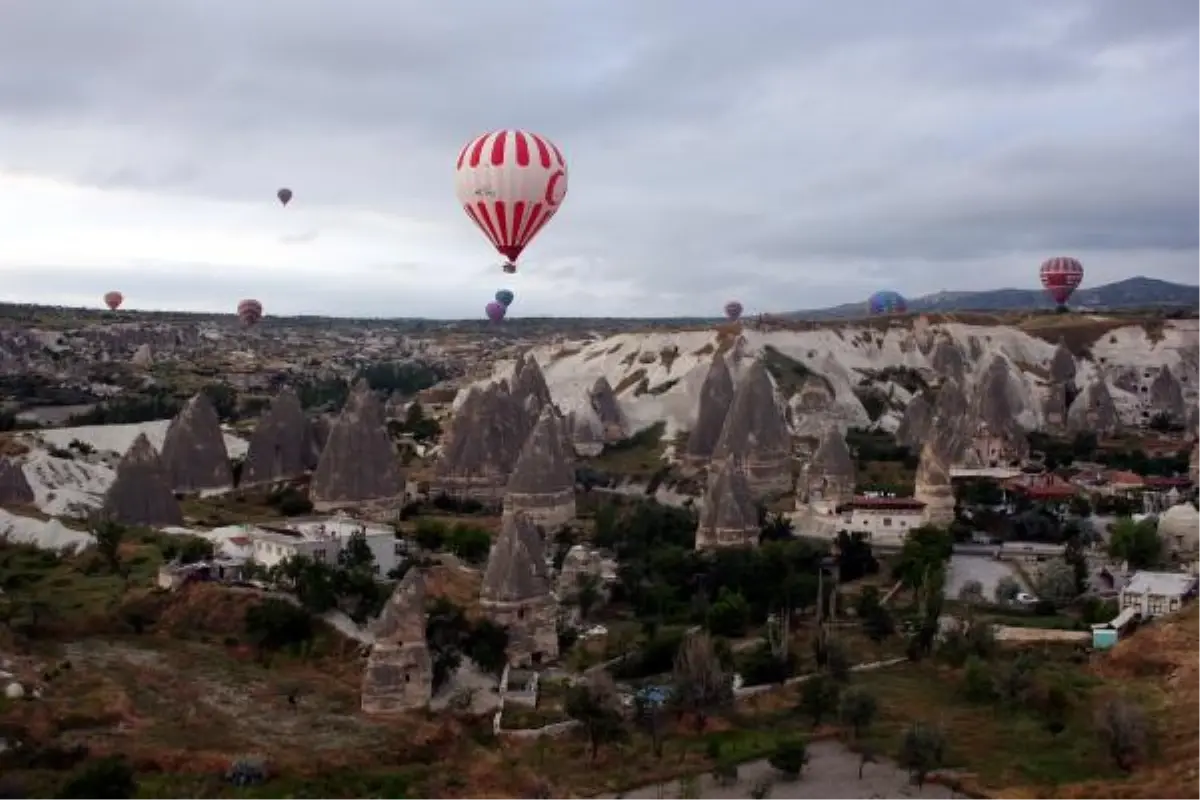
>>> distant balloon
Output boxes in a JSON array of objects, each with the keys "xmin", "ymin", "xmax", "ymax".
[
  {"xmin": 1039, "ymin": 257, "xmax": 1084, "ymax": 310},
  {"xmin": 495, "ymin": 289, "xmax": 514, "ymax": 307},
  {"xmin": 868, "ymin": 290, "xmax": 907, "ymax": 315},
  {"xmin": 237, "ymin": 298, "xmax": 263, "ymax": 327},
  {"xmin": 103, "ymin": 291, "xmax": 123, "ymax": 311},
  {"xmin": 455, "ymin": 129, "xmax": 569, "ymax": 274},
  {"xmin": 277, "ymin": 188, "xmax": 292, "ymax": 207},
  {"xmin": 485, "ymin": 301, "xmax": 506, "ymax": 322},
  {"xmin": 724, "ymin": 300, "xmax": 743, "ymax": 321}
]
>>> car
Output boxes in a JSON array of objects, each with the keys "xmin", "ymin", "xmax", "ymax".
[{"xmin": 1014, "ymin": 592, "xmax": 1039, "ymax": 605}]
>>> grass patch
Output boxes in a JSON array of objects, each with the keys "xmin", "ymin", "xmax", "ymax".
[
  {"xmin": 761, "ymin": 346, "xmax": 812, "ymax": 397},
  {"xmin": 589, "ymin": 422, "xmax": 667, "ymax": 477}
]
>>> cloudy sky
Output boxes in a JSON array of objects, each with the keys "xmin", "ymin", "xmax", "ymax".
[{"xmin": 0, "ymin": 0, "xmax": 1196, "ymax": 319}]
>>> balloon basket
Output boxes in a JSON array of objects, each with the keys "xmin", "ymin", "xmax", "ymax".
[{"xmin": 502, "ymin": 263, "xmax": 517, "ymax": 274}]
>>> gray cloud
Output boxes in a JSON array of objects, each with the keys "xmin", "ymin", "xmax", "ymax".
[{"xmin": 0, "ymin": 0, "xmax": 1195, "ymax": 317}]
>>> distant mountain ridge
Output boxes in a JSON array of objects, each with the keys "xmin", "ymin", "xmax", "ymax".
[{"xmin": 786, "ymin": 276, "xmax": 1199, "ymax": 321}]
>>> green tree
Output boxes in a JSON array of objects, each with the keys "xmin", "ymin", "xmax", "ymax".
[
  {"xmin": 838, "ymin": 688, "xmax": 878, "ymax": 739},
  {"xmin": 994, "ymin": 575, "xmax": 1021, "ymax": 605},
  {"xmin": 91, "ymin": 518, "xmax": 127, "ymax": 574},
  {"xmin": 1108, "ymin": 517, "xmax": 1162, "ymax": 569},
  {"xmin": 670, "ymin": 632, "xmax": 733, "ymax": 732},
  {"xmin": 898, "ymin": 722, "xmax": 946, "ymax": 790},
  {"xmin": 798, "ymin": 673, "xmax": 841, "ymax": 727},
  {"xmin": 244, "ymin": 598, "xmax": 314, "ymax": 654},
  {"xmin": 337, "ymin": 529, "xmax": 376, "ymax": 572},
  {"xmin": 1035, "ymin": 559, "xmax": 1079, "ymax": 607},
  {"xmin": 59, "ymin": 755, "xmax": 137, "ymax": 799},
  {"xmin": 706, "ymin": 588, "xmax": 751, "ymax": 637},
  {"xmin": 565, "ymin": 672, "xmax": 625, "ymax": 761},
  {"xmin": 768, "ymin": 737, "xmax": 809, "ymax": 781}
]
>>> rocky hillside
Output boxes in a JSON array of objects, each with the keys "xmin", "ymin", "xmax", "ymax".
[{"xmin": 463, "ymin": 316, "xmax": 1198, "ymax": 449}]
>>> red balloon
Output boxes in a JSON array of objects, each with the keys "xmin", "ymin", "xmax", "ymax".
[
  {"xmin": 237, "ymin": 298, "xmax": 263, "ymax": 326},
  {"xmin": 1039, "ymin": 257, "xmax": 1083, "ymax": 307},
  {"xmin": 103, "ymin": 291, "xmax": 123, "ymax": 311},
  {"xmin": 485, "ymin": 301, "xmax": 506, "ymax": 322}
]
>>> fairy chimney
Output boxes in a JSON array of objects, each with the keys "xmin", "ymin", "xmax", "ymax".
[
  {"xmin": 683, "ymin": 354, "xmax": 736, "ymax": 467},
  {"xmin": 241, "ymin": 389, "xmax": 322, "ymax": 486},
  {"xmin": 433, "ymin": 383, "xmax": 531, "ymax": 506},
  {"xmin": 310, "ymin": 379, "xmax": 403, "ymax": 509},
  {"xmin": 512, "ymin": 353, "xmax": 554, "ymax": 425},
  {"xmin": 1043, "ymin": 384, "xmax": 1069, "ymax": 432},
  {"xmin": 0, "ymin": 458, "xmax": 34, "ymax": 505},
  {"xmin": 570, "ymin": 411, "xmax": 605, "ymax": 457},
  {"xmin": 802, "ymin": 427, "xmax": 856, "ymax": 507},
  {"xmin": 965, "ymin": 356, "xmax": 1029, "ymax": 467},
  {"xmin": 503, "ymin": 408, "xmax": 576, "ymax": 529},
  {"xmin": 361, "ymin": 568, "xmax": 432, "ymax": 713},
  {"xmin": 159, "ymin": 392, "xmax": 233, "ymax": 493},
  {"xmin": 895, "ymin": 391, "xmax": 934, "ymax": 450},
  {"xmin": 913, "ymin": 379, "xmax": 970, "ymax": 527},
  {"xmin": 694, "ymin": 458, "xmax": 759, "ymax": 551},
  {"xmin": 930, "ymin": 338, "xmax": 966, "ymax": 385},
  {"xmin": 102, "ymin": 433, "xmax": 183, "ymax": 527},
  {"xmin": 588, "ymin": 377, "xmax": 627, "ymax": 442},
  {"xmin": 480, "ymin": 511, "xmax": 558, "ymax": 666},
  {"xmin": 1049, "ymin": 339, "xmax": 1077, "ymax": 387},
  {"xmin": 1148, "ymin": 365, "xmax": 1186, "ymax": 425},
  {"xmin": 711, "ymin": 360, "xmax": 792, "ymax": 497},
  {"xmin": 1067, "ymin": 379, "xmax": 1121, "ymax": 437}
]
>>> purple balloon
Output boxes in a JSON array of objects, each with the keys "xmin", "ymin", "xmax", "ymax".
[{"xmin": 485, "ymin": 301, "xmax": 506, "ymax": 322}]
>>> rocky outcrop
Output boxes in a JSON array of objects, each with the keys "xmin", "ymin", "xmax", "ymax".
[
  {"xmin": 683, "ymin": 355, "xmax": 735, "ymax": 466},
  {"xmin": 503, "ymin": 408, "xmax": 576, "ymax": 529},
  {"xmin": 310, "ymin": 380, "xmax": 403, "ymax": 508},
  {"xmin": 964, "ymin": 356, "xmax": 1028, "ymax": 467},
  {"xmin": 914, "ymin": 379, "xmax": 970, "ymax": 526},
  {"xmin": 1049, "ymin": 340, "xmax": 1077, "ymax": 386},
  {"xmin": 480, "ymin": 511, "xmax": 558, "ymax": 667},
  {"xmin": 1067, "ymin": 379, "xmax": 1120, "ymax": 437},
  {"xmin": 0, "ymin": 458, "xmax": 34, "ymax": 505},
  {"xmin": 512, "ymin": 354, "xmax": 554, "ymax": 425},
  {"xmin": 159, "ymin": 392, "xmax": 233, "ymax": 493},
  {"xmin": 556, "ymin": 545, "xmax": 612, "ymax": 608},
  {"xmin": 569, "ymin": 412, "xmax": 605, "ymax": 457},
  {"xmin": 362, "ymin": 569, "xmax": 432, "ymax": 714},
  {"xmin": 102, "ymin": 433, "xmax": 183, "ymax": 527},
  {"xmin": 241, "ymin": 390, "xmax": 321, "ymax": 486},
  {"xmin": 695, "ymin": 459, "xmax": 759, "ymax": 551},
  {"xmin": 1190, "ymin": 441, "xmax": 1198, "ymax": 487},
  {"xmin": 711, "ymin": 360, "xmax": 792, "ymax": 497},
  {"xmin": 895, "ymin": 391, "xmax": 933, "ymax": 450},
  {"xmin": 588, "ymin": 377, "xmax": 627, "ymax": 441},
  {"xmin": 930, "ymin": 339, "xmax": 966, "ymax": 385},
  {"xmin": 130, "ymin": 344, "xmax": 153, "ymax": 368},
  {"xmin": 1043, "ymin": 384, "xmax": 1069, "ymax": 432},
  {"xmin": 802, "ymin": 427, "xmax": 856, "ymax": 506},
  {"xmin": 434, "ymin": 383, "xmax": 531, "ymax": 505},
  {"xmin": 791, "ymin": 374, "xmax": 840, "ymax": 439},
  {"xmin": 1148, "ymin": 365, "xmax": 1186, "ymax": 425}
]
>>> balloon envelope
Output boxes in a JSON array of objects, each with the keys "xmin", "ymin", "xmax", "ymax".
[
  {"xmin": 103, "ymin": 291, "xmax": 123, "ymax": 311},
  {"xmin": 455, "ymin": 129, "xmax": 568, "ymax": 268},
  {"xmin": 1039, "ymin": 257, "xmax": 1084, "ymax": 307},
  {"xmin": 485, "ymin": 301, "xmax": 506, "ymax": 322},
  {"xmin": 495, "ymin": 289, "xmax": 514, "ymax": 307},
  {"xmin": 868, "ymin": 290, "xmax": 907, "ymax": 315},
  {"xmin": 277, "ymin": 188, "xmax": 292, "ymax": 206},
  {"xmin": 237, "ymin": 298, "xmax": 263, "ymax": 326},
  {"xmin": 724, "ymin": 300, "xmax": 743, "ymax": 321}
]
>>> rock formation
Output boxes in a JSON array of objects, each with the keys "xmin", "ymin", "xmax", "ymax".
[
  {"xmin": 711, "ymin": 360, "xmax": 792, "ymax": 496},
  {"xmin": 511, "ymin": 354, "xmax": 554, "ymax": 424},
  {"xmin": 1067, "ymin": 379, "xmax": 1120, "ymax": 437},
  {"xmin": 159, "ymin": 392, "xmax": 233, "ymax": 493},
  {"xmin": 569, "ymin": 412, "xmax": 605, "ymax": 457},
  {"xmin": 1043, "ymin": 384, "xmax": 1069, "ymax": 432},
  {"xmin": 801, "ymin": 427, "xmax": 856, "ymax": 506},
  {"xmin": 130, "ymin": 344, "xmax": 153, "ymax": 368},
  {"xmin": 311, "ymin": 379, "xmax": 403, "ymax": 508},
  {"xmin": 480, "ymin": 511, "xmax": 558, "ymax": 667},
  {"xmin": 434, "ymin": 383, "xmax": 531, "ymax": 505},
  {"xmin": 588, "ymin": 377, "xmax": 627, "ymax": 441},
  {"xmin": 556, "ymin": 545, "xmax": 612, "ymax": 609},
  {"xmin": 1148, "ymin": 365, "xmax": 1186, "ymax": 424},
  {"xmin": 1049, "ymin": 340, "xmax": 1077, "ymax": 386},
  {"xmin": 102, "ymin": 433, "xmax": 183, "ymax": 526},
  {"xmin": 694, "ymin": 458, "xmax": 759, "ymax": 551},
  {"xmin": 682, "ymin": 355, "xmax": 736, "ymax": 466},
  {"xmin": 0, "ymin": 458, "xmax": 34, "ymax": 505},
  {"xmin": 964, "ymin": 356, "xmax": 1029, "ymax": 467},
  {"xmin": 361, "ymin": 568, "xmax": 432, "ymax": 713},
  {"xmin": 1190, "ymin": 441, "xmax": 1199, "ymax": 487},
  {"xmin": 913, "ymin": 379, "xmax": 970, "ymax": 527},
  {"xmin": 896, "ymin": 391, "xmax": 933, "ymax": 450},
  {"xmin": 791, "ymin": 374, "xmax": 841, "ymax": 439},
  {"xmin": 503, "ymin": 408, "xmax": 576, "ymax": 529},
  {"xmin": 241, "ymin": 389, "xmax": 322, "ymax": 486},
  {"xmin": 930, "ymin": 338, "xmax": 966, "ymax": 385}
]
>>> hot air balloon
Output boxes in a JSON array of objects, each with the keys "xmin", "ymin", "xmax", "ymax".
[
  {"xmin": 495, "ymin": 289, "xmax": 514, "ymax": 308},
  {"xmin": 485, "ymin": 301, "xmax": 506, "ymax": 322},
  {"xmin": 237, "ymin": 298, "xmax": 264, "ymax": 327},
  {"xmin": 724, "ymin": 300, "xmax": 743, "ymax": 321},
  {"xmin": 455, "ymin": 129, "xmax": 568, "ymax": 274},
  {"xmin": 868, "ymin": 290, "xmax": 907, "ymax": 315},
  {"xmin": 103, "ymin": 291, "xmax": 123, "ymax": 311},
  {"xmin": 1039, "ymin": 257, "xmax": 1083, "ymax": 311},
  {"xmin": 277, "ymin": 188, "xmax": 292, "ymax": 207}
]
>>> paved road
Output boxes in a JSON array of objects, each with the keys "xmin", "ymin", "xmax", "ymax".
[{"xmin": 944, "ymin": 554, "xmax": 1023, "ymax": 602}]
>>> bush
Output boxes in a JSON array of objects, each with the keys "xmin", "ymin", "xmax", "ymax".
[
  {"xmin": 268, "ymin": 486, "xmax": 313, "ymax": 516},
  {"xmin": 961, "ymin": 655, "xmax": 995, "ymax": 703},
  {"xmin": 446, "ymin": 524, "xmax": 491, "ymax": 565},
  {"xmin": 244, "ymin": 598, "xmax": 314, "ymax": 652},
  {"xmin": 225, "ymin": 755, "xmax": 269, "ymax": 787},
  {"xmin": 414, "ymin": 519, "xmax": 448, "ymax": 551},
  {"xmin": 768, "ymin": 737, "xmax": 809, "ymax": 780},
  {"xmin": 59, "ymin": 756, "xmax": 137, "ymax": 799}
]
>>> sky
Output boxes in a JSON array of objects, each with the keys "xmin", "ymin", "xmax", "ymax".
[{"xmin": 0, "ymin": 0, "xmax": 1196, "ymax": 319}]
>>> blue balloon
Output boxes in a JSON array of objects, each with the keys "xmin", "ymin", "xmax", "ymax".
[
  {"xmin": 495, "ymin": 289, "xmax": 514, "ymax": 307},
  {"xmin": 868, "ymin": 290, "xmax": 907, "ymax": 315}
]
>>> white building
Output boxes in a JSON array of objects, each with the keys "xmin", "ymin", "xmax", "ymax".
[
  {"xmin": 837, "ymin": 497, "xmax": 927, "ymax": 547},
  {"xmin": 247, "ymin": 517, "xmax": 405, "ymax": 576},
  {"xmin": 1119, "ymin": 571, "xmax": 1197, "ymax": 619}
]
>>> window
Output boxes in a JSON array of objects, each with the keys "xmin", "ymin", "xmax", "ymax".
[
  {"xmin": 1147, "ymin": 595, "xmax": 1166, "ymax": 616},
  {"xmin": 882, "ymin": 517, "xmax": 892, "ymax": 527},
  {"xmin": 373, "ymin": 565, "xmax": 381, "ymax": 575},
  {"xmin": 313, "ymin": 548, "xmax": 326, "ymax": 562},
  {"xmin": 394, "ymin": 543, "xmax": 406, "ymax": 557},
  {"xmin": 517, "ymin": 608, "xmax": 526, "ymax": 620}
]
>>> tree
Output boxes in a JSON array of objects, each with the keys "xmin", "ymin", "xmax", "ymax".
[
  {"xmin": 862, "ymin": 605, "xmax": 895, "ymax": 644},
  {"xmin": 337, "ymin": 529, "xmax": 376, "ymax": 572},
  {"xmin": 994, "ymin": 575, "xmax": 1021, "ymax": 605},
  {"xmin": 1063, "ymin": 528, "xmax": 1090, "ymax": 596},
  {"xmin": 573, "ymin": 573, "xmax": 602, "ymax": 621},
  {"xmin": 1035, "ymin": 559, "xmax": 1078, "ymax": 607},
  {"xmin": 464, "ymin": 619, "xmax": 509, "ymax": 675},
  {"xmin": 91, "ymin": 518, "xmax": 127, "ymax": 574},
  {"xmin": 956, "ymin": 579, "xmax": 985, "ymax": 605},
  {"xmin": 835, "ymin": 531, "xmax": 878, "ymax": 582},
  {"xmin": 59, "ymin": 756, "xmax": 137, "ymax": 799},
  {"xmin": 797, "ymin": 674, "xmax": 840, "ymax": 727},
  {"xmin": 565, "ymin": 672, "xmax": 625, "ymax": 761},
  {"xmin": 838, "ymin": 688, "xmax": 878, "ymax": 740},
  {"xmin": 898, "ymin": 722, "xmax": 946, "ymax": 790},
  {"xmin": 1095, "ymin": 696, "xmax": 1148, "ymax": 772},
  {"xmin": 894, "ymin": 526, "xmax": 953, "ymax": 600},
  {"xmin": 447, "ymin": 524, "xmax": 492, "ymax": 565},
  {"xmin": 706, "ymin": 588, "xmax": 751, "ymax": 637},
  {"xmin": 768, "ymin": 737, "xmax": 809, "ymax": 781},
  {"xmin": 244, "ymin": 598, "xmax": 314, "ymax": 655},
  {"xmin": 760, "ymin": 512, "xmax": 795, "ymax": 542},
  {"xmin": 670, "ymin": 632, "xmax": 733, "ymax": 732},
  {"xmin": 1108, "ymin": 517, "xmax": 1162, "ymax": 570}
]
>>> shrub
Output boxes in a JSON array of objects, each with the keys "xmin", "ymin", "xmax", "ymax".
[
  {"xmin": 768, "ymin": 737, "xmax": 809, "ymax": 780},
  {"xmin": 59, "ymin": 756, "xmax": 137, "ymax": 799},
  {"xmin": 225, "ymin": 755, "xmax": 270, "ymax": 787},
  {"xmin": 244, "ymin": 598, "xmax": 314, "ymax": 652}
]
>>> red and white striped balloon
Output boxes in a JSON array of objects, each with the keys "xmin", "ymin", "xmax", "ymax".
[
  {"xmin": 237, "ymin": 298, "xmax": 263, "ymax": 327},
  {"xmin": 455, "ymin": 129, "xmax": 568, "ymax": 271},
  {"xmin": 1039, "ymin": 257, "xmax": 1084, "ymax": 307}
]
